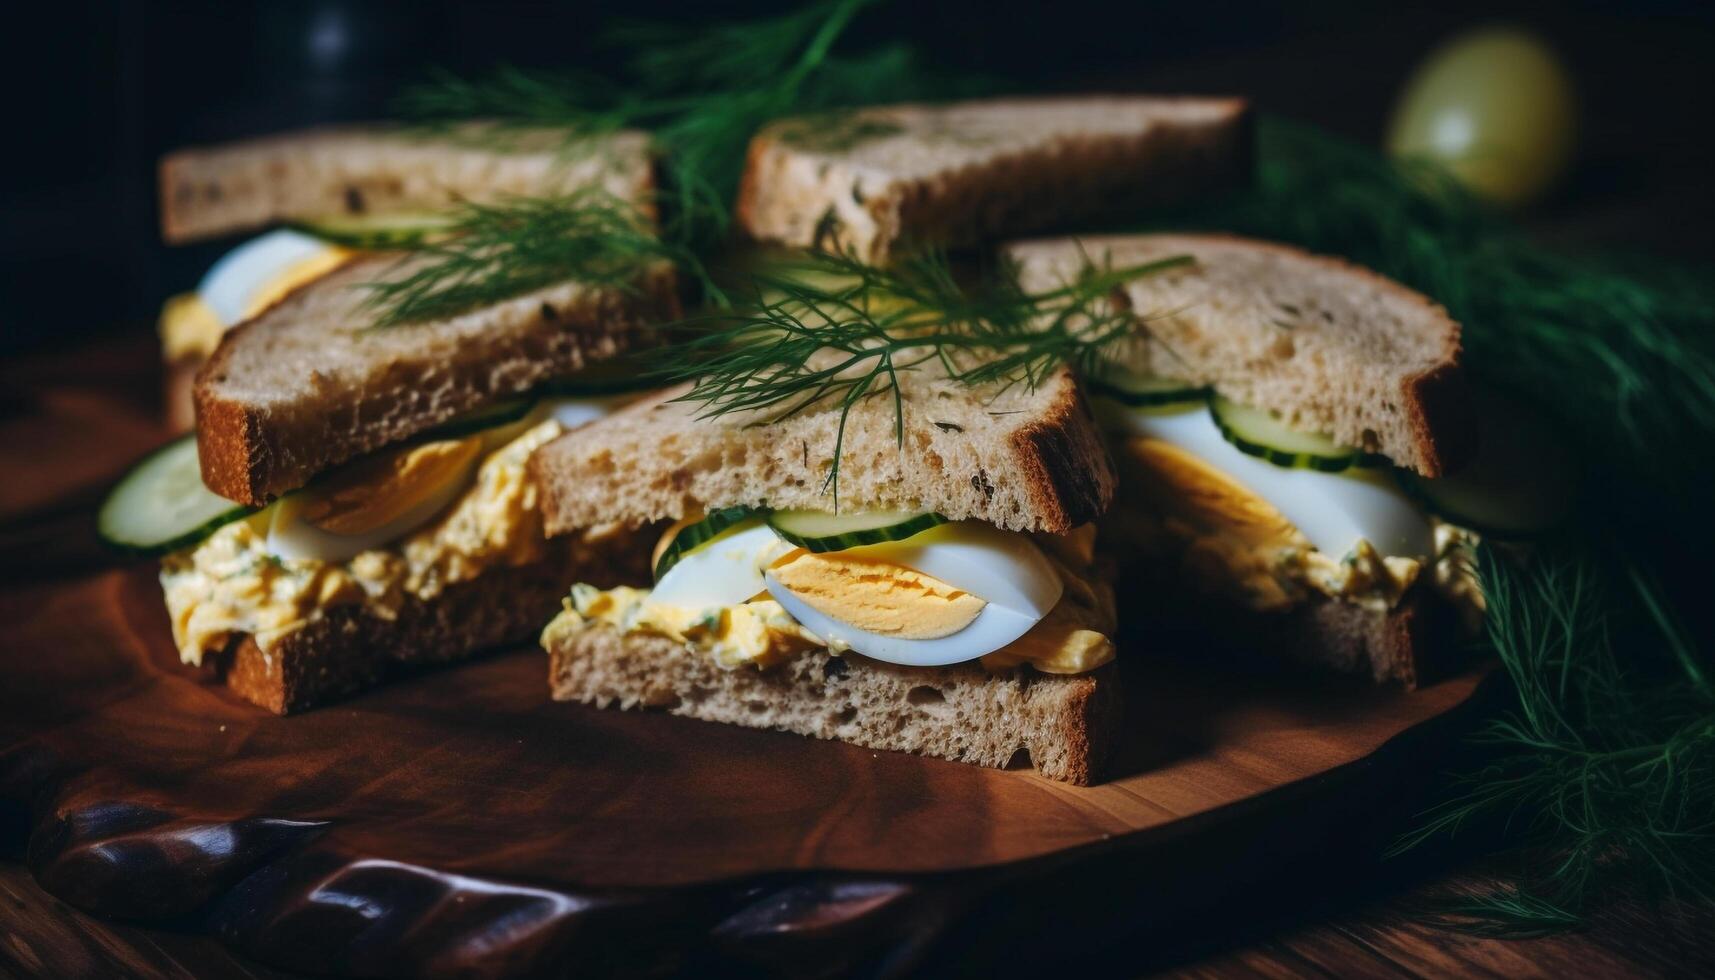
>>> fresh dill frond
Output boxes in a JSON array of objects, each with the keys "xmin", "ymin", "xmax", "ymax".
[
  {"xmin": 360, "ymin": 190, "xmax": 696, "ymax": 327},
  {"xmin": 1386, "ymin": 547, "xmax": 1715, "ymax": 934},
  {"xmin": 652, "ymin": 248, "xmax": 1191, "ymax": 503}
]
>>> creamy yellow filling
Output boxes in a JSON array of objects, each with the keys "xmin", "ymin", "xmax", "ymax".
[
  {"xmin": 545, "ymin": 528, "xmax": 1117, "ymax": 676},
  {"xmin": 1111, "ymin": 435, "xmax": 1481, "ymax": 624},
  {"xmin": 161, "ymin": 418, "xmax": 565, "ymax": 666}
]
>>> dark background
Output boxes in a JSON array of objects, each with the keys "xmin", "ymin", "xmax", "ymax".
[{"xmin": 3, "ymin": 0, "xmax": 1712, "ymax": 354}]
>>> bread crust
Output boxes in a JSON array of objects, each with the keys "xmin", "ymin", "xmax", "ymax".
[
  {"xmin": 194, "ymin": 260, "xmax": 678, "ymax": 506},
  {"xmin": 216, "ymin": 537, "xmax": 650, "ymax": 715},
  {"xmin": 546, "ymin": 625, "xmax": 1120, "ymax": 784},
  {"xmin": 1008, "ymin": 379, "xmax": 1117, "ymax": 531}
]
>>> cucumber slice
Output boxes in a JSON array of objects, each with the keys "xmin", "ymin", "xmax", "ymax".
[
  {"xmin": 98, "ymin": 436, "xmax": 254, "ymax": 556},
  {"xmin": 653, "ymin": 506, "xmax": 763, "ymax": 580},
  {"xmin": 1209, "ymin": 395, "xmax": 1370, "ymax": 472},
  {"xmin": 1088, "ymin": 369, "xmax": 1208, "ymax": 408},
  {"xmin": 417, "ymin": 398, "xmax": 537, "ymax": 441},
  {"xmin": 291, "ymin": 212, "xmax": 457, "ymax": 249},
  {"xmin": 1400, "ymin": 389, "xmax": 1577, "ymax": 538},
  {"xmin": 767, "ymin": 509, "xmax": 946, "ymax": 553}
]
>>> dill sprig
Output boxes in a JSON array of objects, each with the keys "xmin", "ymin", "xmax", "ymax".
[
  {"xmin": 1156, "ymin": 119, "xmax": 1715, "ymax": 933},
  {"xmin": 359, "ymin": 190, "xmax": 697, "ymax": 327},
  {"xmin": 654, "ymin": 248, "xmax": 1191, "ymax": 503},
  {"xmin": 1388, "ymin": 547, "xmax": 1715, "ymax": 934}
]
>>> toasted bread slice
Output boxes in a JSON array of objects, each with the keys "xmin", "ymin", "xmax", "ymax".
[
  {"xmin": 529, "ymin": 366, "xmax": 1114, "ymax": 536},
  {"xmin": 193, "ymin": 254, "xmax": 678, "ymax": 506},
  {"xmin": 161, "ymin": 125, "xmax": 654, "ymax": 244},
  {"xmin": 219, "ymin": 535, "xmax": 649, "ymax": 714},
  {"xmin": 546, "ymin": 626, "xmax": 1118, "ymax": 784},
  {"xmin": 735, "ymin": 96, "xmax": 1251, "ymax": 264},
  {"xmin": 1007, "ymin": 234, "xmax": 1472, "ymax": 476}
]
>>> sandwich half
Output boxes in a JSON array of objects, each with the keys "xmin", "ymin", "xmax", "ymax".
[
  {"xmin": 530, "ymin": 367, "xmax": 1123, "ymax": 784},
  {"xmin": 736, "ymin": 95, "xmax": 1251, "ymax": 264},
  {"xmin": 1009, "ymin": 233, "xmax": 1483, "ymax": 687},
  {"xmin": 156, "ymin": 125, "xmax": 654, "ymax": 429},
  {"xmin": 104, "ymin": 238, "xmax": 676, "ymax": 713}
]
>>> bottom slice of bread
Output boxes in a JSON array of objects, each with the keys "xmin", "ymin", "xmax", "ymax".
[
  {"xmin": 220, "ymin": 536, "xmax": 648, "ymax": 714},
  {"xmin": 547, "ymin": 626, "xmax": 1120, "ymax": 784},
  {"xmin": 223, "ymin": 563, "xmax": 569, "ymax": 714}
]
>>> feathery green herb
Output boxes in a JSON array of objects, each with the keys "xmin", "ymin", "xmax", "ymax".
[
  {"xmin": 655, "ymin": 247, "xmax": 1192, "ymax": 503},
  {"xmin": 360, "ymin": 190, "xmax": 695, "ymax": 327},
  {"xmin": 1152, "ymin": 119, "xmax": 1715, "ymax": 934}
]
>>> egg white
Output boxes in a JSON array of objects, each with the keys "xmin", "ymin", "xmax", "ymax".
[
  {"xmin": 198, "ymin": 230, "xmax": 341, "ymax": 326},
  {"xmin": 649, "ymin": 521, "xmax": 792, "ymax": 609},
  {"xmin": 1112, "ymin": 404, "xmax": 1434, "ymax": 560},
  {"xmin": 761, "ymin": 521, "xmax": 1062, "ymax": 667}
]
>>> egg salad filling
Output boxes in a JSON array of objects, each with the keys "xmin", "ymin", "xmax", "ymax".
[
  {"xmin": 162, "ymin": 415, "xmax": 569, "ymax": 666},
  {"xmin": 1096, "ymin": 397, "xmax": 1483, "ymax": 625},
  {"xmin": 542, "ymin": 517, "xmax": 1117, "ymax": 675}
]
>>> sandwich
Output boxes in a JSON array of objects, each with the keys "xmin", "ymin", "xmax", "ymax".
[
  {"xmin": 156, "ymin": 125, "xmax": 653, "ymax": 428},
  {"xmin": 102, "ymin": 127, "xmax": 675, "ymax": 713},
  {"xmin": 1007, "ymin": 233, "xmax": 1486, "ymax": 686},
  {"xmin": 529, "ymin": 366, "xmax": 1124, "ymax": 784},
  {"xmin": 736, "ymin": 95, "xmax": 1251, "ymax": 264}
]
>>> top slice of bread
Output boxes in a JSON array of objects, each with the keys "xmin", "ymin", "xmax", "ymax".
[
  {"xmin": 1006, "ymin": 234, "xmax": 1473, "ymax": 476},
  {"xmin": 735, "ymin": 96, "xmax": 1251, "ymax": 265},
  {"xmin": 195, "ymin": 254, "xmax": 679, "ymax": 506},
  {"xmin": 161, "ymin": 125, "xmax": 654, "ymax": 244},
  {"xmin": 530, "ymin": 365, "xmax": 1115, "ymax": 536}
]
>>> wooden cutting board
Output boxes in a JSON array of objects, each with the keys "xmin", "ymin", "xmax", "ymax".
[{"xmin": 0, "ymin": 339, "xmax": 1493, "ymax": 977}]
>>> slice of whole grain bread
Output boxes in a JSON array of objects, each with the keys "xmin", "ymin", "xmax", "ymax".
[
  {"xmin": 735, "ymin": 96, "xmax": 1251, "ymax": 264},
  {"xmin": 194, "ymin": 254, "xmax": 678, "ymax": 506},
  {"xmin": 547, "ymin": 625, "xmax": 1118, "ymax": 784},
  {"xmin": 161, "ymin": 125, "xmax": 654, "ymax": 244},
  {"xmin": 529, "ymin": 365, "xmax": 1115, "ymax": 536},
  {"xmin": 1007, "ymin": 233, "xmax": 1472, "ymax": 476}
]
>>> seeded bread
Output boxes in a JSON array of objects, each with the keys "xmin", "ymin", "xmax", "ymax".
[
  {"xmin": 547, "ymin": 626, "xmax": 1117, "ymax": 784},
  {"xmin": 735, "ymin": 96, "xmax": 1251, "ymax": 264},
  {"xmin": 222, "ymin": 532, "xmax": 650, "ymax": 714},
  {"xmin": 1007, "ymin": 233, "xmax": 1472, "ymax": 477},
  {"xmin": 161, "ymin": 125, "xmax": 654, "ymax": 244},
  {"xmin": 194, "ymin": 254, "xmax": 678, "ymax": 506},
  {"xmin": 530, "ymin": 366, "xmax": 1115, "ymax": 536}
]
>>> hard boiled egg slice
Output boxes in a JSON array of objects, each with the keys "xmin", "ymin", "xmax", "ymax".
[
  {"xmin": 1116, "ymin": 405, "xmax": 1433, "ymax": 560},
  {"xmin": 762, "ymin": 522, "xmax": 1064, "ymax": 667},
  {"xmin": 266, "ymin": 437, "xmax": 483, "ymax": 563},
  {"xmin": 542, "ymin": 394, "xmax": 634, "ymax": 432},
  {"xmin": 199, "ymin": 229, "xmax": 348, "ymax": 326},
  {"xmin": 649, "ymin": 520, "xmax": 794, "ymax": 609}
]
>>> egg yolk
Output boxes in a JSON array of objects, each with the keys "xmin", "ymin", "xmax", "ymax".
[
  {"xmin": 299, "ymin": 437, "xmax": 483, "ymax": 535},
  {"xmin": 1127, "ymin": 438, "xmax": 1300, "ymax": 548},
  {"xmin": 768, "ymin": 548, "xmax": 986, "ymax": 639}
]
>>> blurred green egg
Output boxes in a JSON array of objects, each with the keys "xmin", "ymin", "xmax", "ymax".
[{"xmin": 1388, "ymin": 27, "xmax": 1576, "ymax": 207}]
